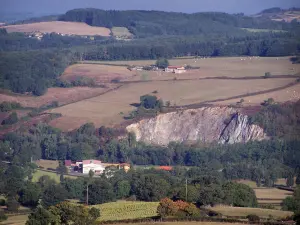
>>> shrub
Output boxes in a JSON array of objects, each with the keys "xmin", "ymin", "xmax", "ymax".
[
  {"xmin": 246, "ymin": 214, "xmax": 260, "ymax": 223},
  {"xmin": 0, "ymin": 101, "xmax": 21, "ymax": 112},
  {"xmin": 0, "ymin": 211, "xmax": 7, "ymax": 222},
  {"xmin": 0, "ymin": 199, "xmax": 5, "ymax": 206},
  {"xmin": 264, "ymin": 72, "xmax": 271, "ymax": 78},
  {"xmin": 157, "ymin": 198, "xmax": 178, "ymax": 218},
  {"xmin": 1, "ymin": 112, "xmax": 18, "ymax": 125}
]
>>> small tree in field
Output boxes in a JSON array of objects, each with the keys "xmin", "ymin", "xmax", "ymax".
[
  {"xmin": 156, "ymin": 58, "xmax": 169, "ymax": 69},
  {"xmin": 264, "ymin": 72, "xmax": 271, "ymax": 78}
]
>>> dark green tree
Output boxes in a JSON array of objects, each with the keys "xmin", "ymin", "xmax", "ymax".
[
  {"xmin": 115, "ymin": 180, "xmax": 131, "ymax": 199},
  {"xmin": 155, "ymin": 58, "xmax": 169, "ymax": 69},
  {"xmin": 87, "ymin": 179, "xmax": 115, "ymax": 205},
  {"xmin": 26, "ymin": 206, "xmax": 58, "ymax": 225},
  {"xmin": 41, "ymin": 184, "xmax": 68, "ymax": 208},
  {"xmin": 19, "ymin": 182, "xmax": 41, "ymax": 208}
]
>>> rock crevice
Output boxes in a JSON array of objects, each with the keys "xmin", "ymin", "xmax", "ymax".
[{"xmin": 126, "ymin": 107, "xmax": 267, "ymax": 145}]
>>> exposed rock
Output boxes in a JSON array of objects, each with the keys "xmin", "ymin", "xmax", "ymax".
[{"xmin": 126, "ymin": 107, "xmax": 267, "ymax": 145}]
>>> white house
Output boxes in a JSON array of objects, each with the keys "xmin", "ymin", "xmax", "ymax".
[
  {"xmin": 165, "ymin": 66, "xmax": 186, "ymax": 74},
  {"xmin": 82, "ymin": 159, "xmax": 105, "ymax": 174}
]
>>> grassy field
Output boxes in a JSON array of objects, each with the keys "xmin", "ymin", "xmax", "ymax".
[
  {"xmin": 49, "ymin": 78, "xmax": 295, "ymax": 130},
  {"xmin": 111, "ymin": 27, "xmax": 132, "ymax": 38},
  {"xmin": 254, "ymin": 188, "xmax": 293, "ymax": 199},
  {"xmin": 235, "ymin": 180, "xmax": 258, "ymax": 188},
  {"xmin": 214, "ymin": 83, "xmax": 300, "ymax": 106},
  {"xmin": 0, "ymin": 214, "xmax": 28, "ymax": 225},
  {"xmin": 208, "ymin": 205, "xmax": 293, "ymax": 219},
  {"xmin": 3, "ymin": 21, "xmax": 111, "ymax": 36},
  {"xmin": 62, "ymin": 64, "xmax": 134, "ymax": 84},
  {"xmin": 81, "ymin": 57, "xmax": 300, "ymax": 78},
  {"xmin": 35, "ymin": 159, "xmax": 59, "ymax": 170},
  {"xmin": 241, "ymin": 28, "xmax": 286, "ymax": 33},
  {"xmin": 32, "ymin": 170, "xmax": 76, "ymax": 183},
  {"xmin": 0, "ymin": 86, "xmax": 111, "ymax": 108},
  {"xmin": 95, "ymin": 201, "xmax": 159, "ymax": 221}
]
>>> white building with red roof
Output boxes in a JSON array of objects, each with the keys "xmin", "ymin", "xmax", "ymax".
[{"xmin": 82, "ymin": 159, "xmax": 105, "ymax": 174}]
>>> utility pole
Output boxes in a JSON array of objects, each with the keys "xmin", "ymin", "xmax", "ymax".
[
  {"xmin": 86, "ymin": 183, "xmax": 89, "ymax": 205},
  {"xmin": 185, "ymin": 178, "xmax": 188, "ymax": 202}
]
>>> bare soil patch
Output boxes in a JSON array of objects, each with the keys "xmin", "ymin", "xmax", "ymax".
[
  {"xmin": 62, "ymin": 64, "xmax": 134, "ymax": 84},
  {"xmin": 0, "ymin": 86, "xmax": 111, "ymax": 108},
  {"xmin": 3, "ymin": 21, "xmax": 111, "ymax": 36}
]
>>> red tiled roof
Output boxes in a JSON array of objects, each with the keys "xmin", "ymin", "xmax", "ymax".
[
  {"xmin": 64, "ymin": 160, "xmax": 72, "ymax": 166},
  {"xmin": 82, "ymin": 159, "xmax": 102, "ymax": 165},
  {"xmin": 158, "ymin": 166, "xmax": 173, "ymax": 171}
]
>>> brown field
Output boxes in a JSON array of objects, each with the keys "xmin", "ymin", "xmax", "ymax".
[
  {"xmin": 0, "ymin": 214, "xmax": 29, "ymax": 225},
  {"xmin": 49, "ymin": 78, "xmax": 295, "ymax": 130},
  {"xmin": 3, "ymin": 21, "xmax": 111, "ymax": 36},
  {"xmin": 254, "ymin": 188, "xmax": 293, "ymax": 200},
  {"xmin": 208, "ymin": 205, "xmax": 293, "ymax": 219},
  {"xmin": 235, "ymin": 180, "xmax": 258, "ymax": 188},
  {"xmin": 215, "ymin": 83, "xmax": 300, "ymax": 106},
  {"xmin": 84, "ymin": 57, "xmax": 300, "ymax": 78},
  {"xmin": 275, "ymin": 177, "xmax": 297, "ymax": 187},
  {"xmin": 62, "ymin": 64, "xmax": 134, "ymax": 84},
  {"xmin": 0, "ymin": 86, "xmax": 111, "ymax": 108}
]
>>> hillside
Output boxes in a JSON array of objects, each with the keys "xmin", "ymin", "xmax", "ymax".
[
  {"xmin": 3, "ymin": 21, "xmax": 111, "ymax": 36},
  {"xmin": 255, "ymin": 7, "xmax": 300, "ymax": 23},
  {"xmin": 59, "ymin": 8, "xmax": 291, "ymax": 37}
]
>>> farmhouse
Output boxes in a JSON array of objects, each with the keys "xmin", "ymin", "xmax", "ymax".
[
  {"xmin": 64, "ymin": 159, "xmax": 131, "ymax": 174},
  {"xmin": 82, "ymin": 159, "xmax": 105, "ymax": 174},
  {"xmin": 165, "ymin": 66, "xmax": 186, "ymax": 73}
]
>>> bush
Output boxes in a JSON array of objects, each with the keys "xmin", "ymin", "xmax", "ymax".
[
  {"xmin": 246, "ymin": 214, "xmax": 260, "ymax": 223},
  {"xmin": 156, "ymin": 58, "xmax": 169, "ymax": 69},
  {"xmin": 0, "ymin": 199, "xmax": 6, "ymax": 206},
  {"xmin": 0, "ymin": 101, "xmax": 21, "ymax": 112},
  {"xmin": 264, "ymin": 72, "xmax": 271, "ymax": 78},
  {"xmin": 1, "ymin": 112, "xmax": 18, "ymax": 125},
  {"xmin": 0, "ymin": 211, "xmax": 7, "ymax": 222},
  {"xmin": 6, "ymin": 196, "xmax": 20, "ymax": 212}
]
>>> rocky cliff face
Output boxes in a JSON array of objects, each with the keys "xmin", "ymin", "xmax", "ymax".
[{"xmin": 126, "ymin": 107, "xmax": 267, "ymax": 145}]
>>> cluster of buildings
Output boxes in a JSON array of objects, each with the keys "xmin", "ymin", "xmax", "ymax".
[
  {"xmin": 64, "ymin": 159, "xmax": 130, "ymax": 175},
  {"xmin": 129, "ymin": 65, "xmax": 187, "ymax": 74}
]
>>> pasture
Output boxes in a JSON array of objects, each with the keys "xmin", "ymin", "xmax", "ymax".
[
  {"xmin": 62, "ymin": 64, "xmax": 134, "ymax": 84},
  {"xmin": 112, "ymin": 27, "xmax": 133, "ymax": 38},
  {"xmin": 0, "ymin": 86, "xmax": 111, "ymax": 108},
  {"xmin": 0, "ymin": 214, "xmax": 28, "ymax": 225},
  {"xmin": 82, "ymin": 57, "xmax": 300, "ymax": 78},
  {"xmin": 108, "ymin": 223, "xmax": 247, "ymax": 225},
  {"xmin": 32, "ymin": 169, "xmax": 76, "ymax": 183},
  {"xmin": 35, "ymin": 159, "xmax": 59, "ymax": 170},
  {"xmin": 49, "ymin": 78, "xmax": 295, "ymax": 130},
  {"xmin": 95, "ymin": 201, "xmax": 159, "ymax": 221},
  {"xmin": 208, "ymin": 205, "xmax": 293, "ymax": 219},
  {"xmin": 3, "ymin": 21, "xmax": 111, "ymax": 36}
]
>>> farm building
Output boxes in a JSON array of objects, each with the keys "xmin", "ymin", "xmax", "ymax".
[
  {"xmin": 64, "ymin": 159, "xmax": 131, "ymax": 174},
  {"xmin": 82, "ymin": 159, "xmax": 105, "ymax": 174},
  {"xmin": 165, "ymin": 66, "xmax": 186, "ymax": 73}
]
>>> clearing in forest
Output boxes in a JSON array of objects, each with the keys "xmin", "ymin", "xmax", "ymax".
[
  {"xmin": 3, "ymin": 21, "xmax": 111, "ymax": 36},
  {"xmin": 111, "ymin": 27, "xmax": 133, "ymax": 38}
]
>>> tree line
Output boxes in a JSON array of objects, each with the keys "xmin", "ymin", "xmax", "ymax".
[{"xmin": 59, "ymin": 8, "xmax": 296, "ymax": 37}]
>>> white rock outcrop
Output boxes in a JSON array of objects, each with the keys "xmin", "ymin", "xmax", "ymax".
[{"xmin": 126, "ymin": 107, "xmax": 267, "ymax": 145}]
